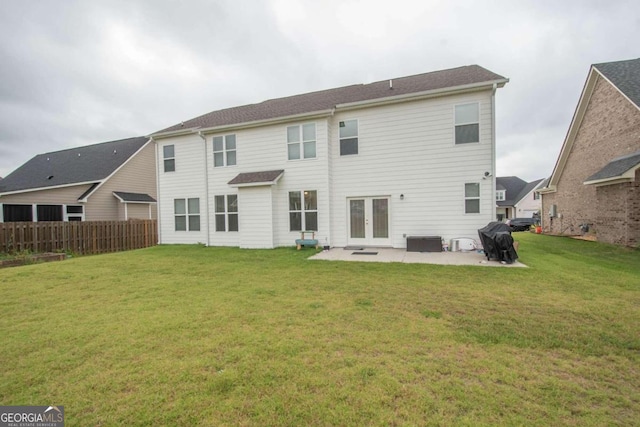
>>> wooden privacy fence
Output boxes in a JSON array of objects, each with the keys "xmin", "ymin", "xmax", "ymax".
[{"xmin": 0, "ymin": 220, "xmax": 158, "ymax": 255}]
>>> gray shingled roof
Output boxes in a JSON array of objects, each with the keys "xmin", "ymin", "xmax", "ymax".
[
  {"xmin": 514, "ymin": 178, "xmax": 544, "ymax": 204},
  {"xmin": 585, "ymin": 150, "xmax": 640, "ymax": 183},
  {"xmin": 156, "ymin": 65, "xmax": 507, "ymax": 134},
  {"xmin": 0, "ymin": 137, "xmax": 149, "ymax": 194},
  {"xmin": 594, "ymin": 58, "xmax": 640, "ymax": 108},
  {"xmin": 228, "ymin": 170, "xmax": 285, "ymax": 186},
  {"xmin": 496, "ymin": 176, "xmax": 528, "ymax": 206},
  {"xmin": 113, "ymin": 192, "xmax": 157, "ymax": 203}
]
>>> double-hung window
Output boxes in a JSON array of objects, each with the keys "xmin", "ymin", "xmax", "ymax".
[
  {"xmin": 289, "ymin": 190, "xmax": 318, "ymax": 231},
  {"xmin": 287, "ymin": 123, "xmax": 316, "ymax": 160},
  {"xmin": 454, "ymin": 103, "xmax": 479, "ymax": 144},
  {"xmin": 339, "ymin": 120, "xmax": 358, "ymax": 155},
  {"xmin": 215, "ymin": 194, "xmax": 239, "ymax": 232},
  {"xmin": 465, "ymin": 183, "xmax": 480, "ymax": 214},
  {"xmin": 174, "ymin": 198, "xmax": 200, "ymax": 231},
  {"xmin": 213, "ymin": 135, "xmax": 237, "ymax": 167},
  {"xmin": 163, "ymin": 145, "xmax": 175, "ymax": 172}
]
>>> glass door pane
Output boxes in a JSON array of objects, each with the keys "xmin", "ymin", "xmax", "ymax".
[
  {"xmin": 350, "ymin": 200, "xmax": 365, "ymax": 238},
  {"xmin": 372, "ymin": 198, "xmax": 389, "ymax": 238}
]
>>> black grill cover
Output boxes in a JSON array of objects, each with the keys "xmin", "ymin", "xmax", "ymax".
[{"xmin": 478, "ymin": 222, "xmax": 518, "ymax": 264}]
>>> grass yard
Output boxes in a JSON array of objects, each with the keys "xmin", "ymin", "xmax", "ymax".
[{"xmin": 1, "ymin": 234, "xmax": 639, "ymax": 426}]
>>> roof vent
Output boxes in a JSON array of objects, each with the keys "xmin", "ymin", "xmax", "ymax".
[
  {"xmin": 47, "ymin": 175, "xmax": 54, "ymax": 180},
  {"xmin": 389, "ymin": 79, "xmax": 393, "ymax": 90}
]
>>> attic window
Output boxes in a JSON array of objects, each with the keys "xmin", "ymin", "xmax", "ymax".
[{"xmin": 496, "ymin": 190, "xmax": 505, "ymax": 201}]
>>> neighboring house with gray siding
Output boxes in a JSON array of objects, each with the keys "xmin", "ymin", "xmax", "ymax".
[
  {"xmin": 539, "ymin": 58, "xmax": 640, "ymax": 247},
  {"xmin": 0, "ymin": 137, "xmax": 157, "ymax": 222},
  {"xmin": 152, "ymin": 65, "xmax": 508, "ymax": 249}
]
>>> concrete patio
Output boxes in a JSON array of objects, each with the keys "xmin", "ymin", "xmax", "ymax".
[{"xmin": 309, "ymin": 247, "xmax": 527, "ymax": 267}]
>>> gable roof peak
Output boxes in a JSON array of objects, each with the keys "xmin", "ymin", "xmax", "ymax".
[{"xmin": 592, "ymin": 57, "xmax": 640, "ymax": 108}]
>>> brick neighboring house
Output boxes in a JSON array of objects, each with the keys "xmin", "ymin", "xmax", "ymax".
[{"xmin": 538, "ymin": 58, "xmax": 640, "ymax": 247}]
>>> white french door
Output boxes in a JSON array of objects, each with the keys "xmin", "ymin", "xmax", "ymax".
[{"xmin": 347, "ymin": 197, "xmax": 391, "ymax": 246}]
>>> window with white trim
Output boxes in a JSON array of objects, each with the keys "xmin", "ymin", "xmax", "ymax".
[
  {"xmin": 496, "ymin": 190, "xmax": 506, "ymax": 201},
  {"xmin": 174, "ymin": 198, "xmax": 200, "ymax": 231},
  {"xmin": 163, "ymin": 145, "xmax": 175, "ymax": 172},
  {"xmin": 455, "ymin": 103, "xmax": 479, "ymax": 144},
  {"xmin": 287, "ymin": 123, "xmax": 316, "ymax": 160},
  {"xmin": 339, "ymin": 120, "xmax": 358, "ymax": 155},
  {"xmin": 215, "ymin": 194, "xmax": 238, "ymax": 232},
  {"xmin": 213, "ymin": 135, "xmax": 236, "ymax": 167},
  {"xmin": 533, "ymin": 192, "xmax": 540, "ymax": 200},
  {"xmin": 289, "ymin": 190, "xmax": 318, "ymax": 231},
  {"xmin": 65, "ymin": 205, "xmax": 84, "ymax": 221},
  {"xmin": 465, "ymin": 183, "xmax": 480, "ymax": 214}
]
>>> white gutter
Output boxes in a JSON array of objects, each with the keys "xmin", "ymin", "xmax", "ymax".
[
  {"xmin": 149, "ymin": 127, "xmax": 201, "ymax": 140},
  {"xmin": 491, "ymin": 82, "xmax": 497, "ymax": 220},
  {"xmin": 0, "ymin": 180, "xmax": 102, "ymax": 197},
  {"xmin": 196, "ymin": 109, "xmax": 335, "ymax": 135},
  {"xmin": 197, "ymin": 132, "xmax": 211, "ymax": 246},
  {"xmin": 151, "ymin": 136, "xmax": 162, "ymax": 244}
]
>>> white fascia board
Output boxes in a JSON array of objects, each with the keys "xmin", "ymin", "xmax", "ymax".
[
  {"xmin": 537, "ymin": 185, "xmax": 557, "ymax": 194},
  {"xmin": 335, "ymin": 79, "xmax": 509, "ymax": 111},
  {"xmin": 0, "ymin": 180, "xmax": 100, "ymax": 197},
  {"xmin": 198, "ymin": 110, "xmax": 335, "ymax": 135},
  {"xmin": 548, "ymin": 68, "xmax": 599, "ymax": 188},
  {"xmin": 149, "ymin": 127, "xmax": 201, "ymax": 140},
  {"xmin": 79, "ymin": 139, "xmax": 152, "ymax": 202},
  {"xmin": 112, "ymin": 192, "xmax": 157, "ymax": 204}
]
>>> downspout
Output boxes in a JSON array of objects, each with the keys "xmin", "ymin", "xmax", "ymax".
[
  {"xmin": 198, "ymin": 132, "xmax": 211, "ymax": 246},
  {"xmin": 151, "ymin": 137, "xmax": 162, "ymax": 244},
  {"xmin": 491, "ymin": 83, "xmax": 497, "ymax": 221}
]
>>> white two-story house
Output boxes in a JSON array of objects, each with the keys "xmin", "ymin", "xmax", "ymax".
[{"xmin": 151, "ymin": 65, "xmax": 508, "ymax": 249}]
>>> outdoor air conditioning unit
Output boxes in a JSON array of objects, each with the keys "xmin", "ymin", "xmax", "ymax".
[
  {"xmin": 549, "ymin": 204, "xmax": 557, "ymax": 218},
  {"xmin": 450, "ymin": 238, "xmax": 477, "ymax": 252}
]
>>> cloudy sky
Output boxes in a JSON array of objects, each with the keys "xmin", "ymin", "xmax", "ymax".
[{"xmin": 1, "ymin": 0, "xmax": 638, "ymax": 181}]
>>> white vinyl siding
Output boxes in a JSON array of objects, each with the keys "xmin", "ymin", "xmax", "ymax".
[
  {"xmin": 330, "ymin": 91, "xmax": 494, "ymax": 247},
  {"xmin": 157, "ymin": 136, "xmax": 208, "ymax": 244},
  {"xmin": 156, "ymin": 88, "xmax": 496, "ymax": 248}
]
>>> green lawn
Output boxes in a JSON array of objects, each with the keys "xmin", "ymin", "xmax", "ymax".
[{"xmin": 1, "ymin": 234, "xmax": 638, "ymax": 426}]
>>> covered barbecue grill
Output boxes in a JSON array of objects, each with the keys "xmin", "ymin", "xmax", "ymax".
[{"xmin": 478, "ymin": 222, "xmax": 518, "ymax": 264}]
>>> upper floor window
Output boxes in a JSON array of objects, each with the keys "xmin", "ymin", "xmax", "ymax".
[
  {"xmin": 339, "ymin": 120, "xmax": 358, "ymax": 155},
  {"xmin": 289, "ymin": 190, "xmax": 318, "ymax": 231},
  {"xmin": 213, "ymin": 135, "xmax": 236, "ymax": 167},
  {"xmin": 215, "ymin": 194, "xmax": 239, "ymax": 232},
  {"xmin": 174, "ymin": 198, "xmax": 200, "ymax": 231},
  {"xmin": 163, "ymin": 145, "xmax": 175, "ymax": 172},
  {"xmin": 455, "ymin": 103, "xmax": 479, "ymax": 144},
  {"xmin": 465, "ymin": 183, "xmax": 480, "ymax": 214},
  {"xmin": 287, "ymin": 123, "xmax": 316, "ymax": 160},
  {"xmin": 533, "ymin": 192, "xmax": 540, "ymax": 200},
  {"xmin": 496, "ymin": 190, "xmax": 506, "ymax": 201}
]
